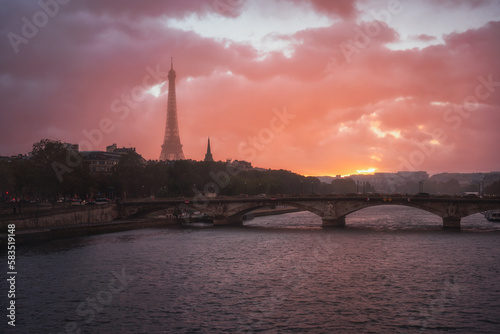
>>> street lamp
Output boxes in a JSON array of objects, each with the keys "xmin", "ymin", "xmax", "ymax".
[{"xmin": 479, "ymin": 177, "xmax": 484, "ymax": 197}]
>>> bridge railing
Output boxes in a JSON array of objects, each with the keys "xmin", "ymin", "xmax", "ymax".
[{"xmin": 119, "ymin": 195, "xmax": 500, "ymax": 205}]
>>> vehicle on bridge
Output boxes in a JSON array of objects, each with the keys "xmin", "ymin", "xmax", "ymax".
[{"xmin": 95, "ymin": 198, "xmax": 110, "ymax": 204}]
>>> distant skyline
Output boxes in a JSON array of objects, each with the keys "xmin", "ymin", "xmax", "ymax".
[{"xmin": 1, "ymin": 0, "xmax": 499, "ymax": 176}]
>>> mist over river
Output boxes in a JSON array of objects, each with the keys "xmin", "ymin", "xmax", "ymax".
[{"xmin": 4, "ymin": 206, "xmax": 500, "ymax": 333}]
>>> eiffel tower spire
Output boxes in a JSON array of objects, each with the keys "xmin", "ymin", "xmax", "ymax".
[{"xmin": 159, "ymin": 57, "xmax": 185, "ymax": 161}]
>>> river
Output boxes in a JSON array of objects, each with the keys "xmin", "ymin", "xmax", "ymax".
[{"xmin": 5, "ymin": 206, "xmax": 500, "ymax": 333}]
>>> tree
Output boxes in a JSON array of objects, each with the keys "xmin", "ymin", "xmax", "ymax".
[
  {"xmin": 365, "ymin": 182, "xmax": 376, "ymax": 193},
  {"xmin": 331, "ymin": 178, "xmax": 356, "ymax": 194},
  {"xmin": 484, "ymin": 180, "xmax": 500, "ymax": 196},
  {"xmin": 440, "ymin": 178, "xmax": 461, "ymax": 195},
  {"xmin": 30, "ymin": 139, "xmax": 90, "ymax": 200},
  {"xmin": 0, "ymin": 160, "xmax": 15, "ymax": 200},
  {"xmin": 112, "ymin": 151, "xmax": 146, "ymax": 198},
  {"xmin": 143, "ymin": 161, "xmax": 169, "ymax": 198}
]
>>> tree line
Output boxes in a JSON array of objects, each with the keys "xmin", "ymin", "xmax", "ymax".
[
  {"xmin": 0, "ymin": 139, "xmax": 331, "ymax": 202},
  {"xmin": 2, "ymin": 139, "xmax": 498, "ymax": 203}
]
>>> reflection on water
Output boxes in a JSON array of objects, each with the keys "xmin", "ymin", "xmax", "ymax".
[{"xmin": 8, "ymin": 206, "xmax": 500, "ymax": 333}]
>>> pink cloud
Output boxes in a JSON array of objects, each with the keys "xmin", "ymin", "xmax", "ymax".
[
  {"xmin": 411, "ymin": 34, "xmax": 437, "ymax": 42},
  {"xmin": 289, "ymin": 0, "xmax": 359, "ymax": 18},
  {"xmin": 0, "ymin": 1, "xmax": 499, "ymax": 176}
]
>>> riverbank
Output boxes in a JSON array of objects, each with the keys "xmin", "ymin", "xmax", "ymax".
[
  {"xmin": 1, "ymin": 217, "xmax": 179, "ymax": 245},
  {"xmin": 0, "ymin": 203, "xmax": 116, "ymax": 230},
  {"xmin": 1, "ymin": 206, "xmax": 304, "ymax": 244}
]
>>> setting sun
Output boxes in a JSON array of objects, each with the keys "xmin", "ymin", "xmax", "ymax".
[{"xmin": 356, "ymin": 168, "xmax": 377, "ymax": 175}]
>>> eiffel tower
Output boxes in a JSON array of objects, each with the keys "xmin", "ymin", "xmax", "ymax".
[{"xmin": 159, "ymin": 57, "xmax": 185, "ymax": 161}]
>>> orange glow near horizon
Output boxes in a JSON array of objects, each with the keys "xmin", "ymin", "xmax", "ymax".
[{"xmin": 356, "ymin": 168, "xmax": 376, "ymax": 175}]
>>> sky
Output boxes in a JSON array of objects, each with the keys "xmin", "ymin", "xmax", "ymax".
[{"xmin": 1, "ymin": 0, "xmax": 499, "ymax": 176}]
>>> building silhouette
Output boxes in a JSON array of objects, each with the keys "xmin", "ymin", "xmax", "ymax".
[
  {"xmin": 81, "ymin": 143, "xmax": 142, "ymax": 174},
  {"xmin": 159, "ymin": 57, "xmax": 185, "ymax": 161},
  {"xmin": 204, "ymin": 138, "xmax": 214, "ymax": 162}
]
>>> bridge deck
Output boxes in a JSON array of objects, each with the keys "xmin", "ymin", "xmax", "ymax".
[{"xmin": 120, "ymin": 196, "xmax": 500, "ymax": 205}]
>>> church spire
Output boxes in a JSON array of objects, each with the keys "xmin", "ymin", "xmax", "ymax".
[
  {"xmin": 204, "ymin": 137, "xmax": 214, "ymax": 162},
  {"xmin": 170, "ymin": 57, "xmax": 173, "ymax": 71}
]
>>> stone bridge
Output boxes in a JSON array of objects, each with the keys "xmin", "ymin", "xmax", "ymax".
[{"xmin": 116, "ymin": 196, "xmax": 500, "ymax": 229}]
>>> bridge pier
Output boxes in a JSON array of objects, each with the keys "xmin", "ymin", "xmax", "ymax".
[
  {"xmin": 322, "ymin": 216, "xmax": 346, "ymax": 228},
  {"xmin": 213, "ymin": 217, "xmax": 243, "ymax": 226},
  {"xmin": 443, "ymin": 216, "xmax": 461, "ymax": 229},
  {"xmin": 213, "ymin": 219, "xmax": 228, "ymax": 226}
]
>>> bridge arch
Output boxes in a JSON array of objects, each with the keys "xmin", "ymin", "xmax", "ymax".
[
  {"xmin": 455, "ymin": 203, "xmax": 500, "ymax": 218},
  {"xmin": 118, "ymin": 197, "xmax": 500, "ymax": 229},
  {"xmin": 195, "ymin": 201, "xmax": 319, "ymax": 224},
  {"xmin": 336, "ymin": 201, "xmax": 446, "ymax": 219},
  {"xmin": 276, "ymin": 201, "xmax": 324, "ymax": 217},
  {"xmin": 341, "ymin": 204, "xmax": 443, "ymax": 224},
  {"xmin": 317, "ymin": 200, "xmax": 447, "ymax": 227},
  {"xmin": 180, "ymin": 200, "xmax": 327, "ymax": 225}
]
